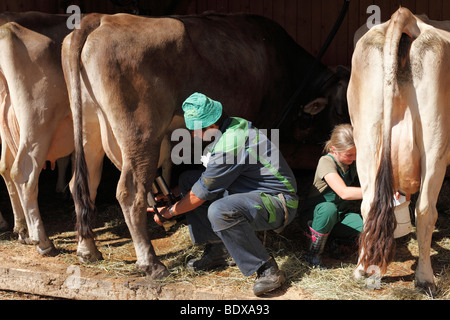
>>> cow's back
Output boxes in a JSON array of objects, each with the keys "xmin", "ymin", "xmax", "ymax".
[
  {"xmin": 79, "ymin": 13, "xmax": 312, "ymax": 131},
  {"xmin": 79, "ymin": 14, "xmax": 187, "ymax": 132},
  {"xmin": 177, "ymin": 13, "xmax": 311, "ymax": 128},
  {"xmin": 0, "ymin": 12, "xmax": 69, "ymax": 44},
  {"xmin": 0, "ymin": 12, "xmax": 72, "ymax": 157}
]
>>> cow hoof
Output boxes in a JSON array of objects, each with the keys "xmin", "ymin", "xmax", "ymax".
[
  {"xmin": 77, "ymin": 238, "xmax": 103, "ymax": 263},
  {"xmin": 353, "ymin": 265, "xmax": 366, "ymax": 280},
  {"xmin": 13, "ymin": 221, "xmax": 28, "ymax": 236},
  {"xmin": 147, "ymin": 267, "xmax": 170, "ymax": 280},
  {"xmin": 137, "ymin": 261, "xmax": 170, "ymax": 280},
  {"xmin": 415, "ymin": 279, "xmax": 438, "ymax": 297},
  {"xmin": 18, "ymin": 234, "xmax": 34, "ymax": 245},
  {"xmin": 77, "ymin": 249, "xmax": 103, "ymax": 263},
  {"xmin": 37, "ymin": 244, "xmax": 58, "ymax": 257}
]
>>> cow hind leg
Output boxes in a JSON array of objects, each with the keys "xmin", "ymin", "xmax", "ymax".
[
  {"xmin": 116, "ymin": 160, "xmax": 169, "ymax": 279},
  {"xmin": 3, "ymin": 178, "xmax": 28, "ymax": 242},
  {"xmin": 11, "ymin": 145, "xmax": 56, "ymax": 256},
  {"xmin": 413, "ymin": 160, "xmax": 444, "ymax": 295},
  {"xmin": 353, "ymin": 196, "xmax": 374, "ymax": 280},
  {"xmin": 0, "ymin": 144, "xmax": 29, "ymax": 242}
]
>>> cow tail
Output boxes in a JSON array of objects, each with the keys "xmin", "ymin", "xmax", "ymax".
[
  {"xmin": 63, "ymin": 14, "xmax": 102, "ymax": 240},
  {"xmin": 358, "ymin": 8, "xmax": 418, "ymax": 274}
]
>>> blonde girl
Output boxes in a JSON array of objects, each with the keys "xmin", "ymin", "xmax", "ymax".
[{"xmin": 301, "ymin": 124, "xmax": 363, "ymax": 267}]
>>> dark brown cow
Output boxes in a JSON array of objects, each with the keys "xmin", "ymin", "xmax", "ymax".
[
  {"xmin": 0, "ymin": 12, "xmax": 74, "ymax": 254},
  {"xmin": 62, "ymin": 12, "xmax": 350, "ymax": 278}
]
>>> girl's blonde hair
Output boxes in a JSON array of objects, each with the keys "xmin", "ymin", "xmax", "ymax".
[{"xmin": 324, "ymin": 123, "xmax": 355, "ymax": 153}]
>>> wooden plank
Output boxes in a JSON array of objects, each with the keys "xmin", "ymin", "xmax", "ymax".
[
  {"xmin": 186, "ymin": 0, "xmax": 198, "ymax": 14},
  {"xmin": 311, "ymin": 1, "xmax": 322, "ymax": 57},
  {"xmin": 388, "ymin": 0, "xmax": 401, "ymax": 15},
  {"xmin": 196, "ymin": 0, "xmax": 208, "ymax": 13},
  {"xmin": 228, "ymin": 0, "xmax": 240, "ymax": 13},
  {"xmin": 272, "ymin": 0, "xmax": 286, "ymax": 29},
  {"xmin": 297, "ymin": 0, "xmax": 312, "ymax": 52},
  {"xmin": 207, "ymin": 0, "xmax": 218, "ymax": 12},
  {"xmin": 240, "ymin": 0, "xmax": 251, "ymax": 13},
  {"xmin": 334, "ymin": 1, "xmax": 351, "ymax": 67},
  {"xmin": 415, "ymin": 0, "xmax": 429, "ymax": 16},
  {"xmin": 4, "ymin": 0, "xmax": 24, "ymax": 11},
  {"xmin": 250, "ymin": 0, "xmax": 265, "ymax": 16},
  {"xmin": 334, "ymin": 0, "xmax": 350, "ymax": 66},
  {"xmin": 262, "ymin": 0, "xmax": 273, "ymax": 19},
  {"xmin": 347, "ymin": 0, "xmax": 362, "ymax": 62},
  {"xmin": 36, "ymin": 0, "xmax": 59, "ymax": 13},
  {"xmin": 216, "ymin": 0, "xmax": 228, "ymax": 12},
  {"xmin": 442, "ymin": 0, "xmax": 450, "ymax": 20},
  {"xmin": 428, "ymin": 0, "xmax": 443, "ymax": 20},
  {"xmin": 26, "ymin": 0, "xmax": 38, "ymax": 11},
  {"xmin": 0, "ymin": 266, "xmax": 253, "ymax": 300},
  {"xmin": 321, "ymin": 0, "xmax": 340, "ymax": 66},
  {"xmin": 399, "ymin": 0, "xmax": 416, "ymax": 13},
  {"xmin": 359, "ymin": 0, "xmax": 374, "ymax": 25},
  {"xmin": 285, "ymin": 0, "xmax": 298, "ymax": 41},
  {"xmin": 380, "ymin": 0, "xmax": 393, "ymax": 21}
]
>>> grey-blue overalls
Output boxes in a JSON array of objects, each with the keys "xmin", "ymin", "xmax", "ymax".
[{"xmin": 179, "ymin": 117, "xmax": 298, "ymax": 276}]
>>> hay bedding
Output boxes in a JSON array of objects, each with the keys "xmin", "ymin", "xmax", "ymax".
[{"xmin": 0, "ymin": 164, "xmax": 449, "ymax": 300}]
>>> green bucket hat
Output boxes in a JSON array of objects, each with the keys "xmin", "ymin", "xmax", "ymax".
[{"xmin": 182, "ymin": 92, "xmax": 223, "ymax": 130}]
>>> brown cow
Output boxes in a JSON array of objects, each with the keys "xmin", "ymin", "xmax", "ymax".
[
  {"xmin": 348, "ymin": 7, "xmax": 450, "ymax": 293},
  {"xmin": 0, "ymin": 12, "xmax": 74, "ymax": 254},
  {"xmin": 62, "ymin": 12, "xmax": 350, "ymax": 278}
]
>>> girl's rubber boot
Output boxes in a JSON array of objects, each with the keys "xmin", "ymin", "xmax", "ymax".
[{"xmin": 305, "ymin": 222, "xmax": 329, "ymax": 269}]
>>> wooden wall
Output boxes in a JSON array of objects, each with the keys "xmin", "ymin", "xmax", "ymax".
[
  {"xmin": 1, "ymin": 1, "xmax": 450, "ymax": 67},
  {"xmin": 190, "ymin": 0, "xmax": 450, "ymax": 67}
]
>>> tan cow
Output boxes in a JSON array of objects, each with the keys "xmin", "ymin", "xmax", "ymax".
[
  {"xmin": 348, "ymin": 7, "xmax": 450, "ymax": 293},
  {"xmin": 354, "ymin": 13, "xmax": 450, "ymax": 46},
  {"xmin": 62, "ymin": 12, "xmax": 351, "ymax": 278},
  {"xmin": 0, "ymin": 12, "xmax": 74, "ymax": 254}
]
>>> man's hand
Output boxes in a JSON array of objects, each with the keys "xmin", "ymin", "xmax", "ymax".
[
  {"xmin": 147, "ymin": 206, "xmax": 172, "ymax": 226},
  {"xmin": 147, "ymin": 190, "xmax": 206, "ymax": 226}
]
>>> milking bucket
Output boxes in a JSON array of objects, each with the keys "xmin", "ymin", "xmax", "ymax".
[{"xmin": 393, "ymin": 194, "xmax": 412, "ymax": 238}]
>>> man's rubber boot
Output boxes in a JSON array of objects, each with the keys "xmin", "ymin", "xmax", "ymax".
[
  {"xmin": 253, "ymin": 258, "xmax": 285, "ymax": 296},
  {"xmin": 187, "ymin": 242, "xmax": 234, "ymax": 271}
]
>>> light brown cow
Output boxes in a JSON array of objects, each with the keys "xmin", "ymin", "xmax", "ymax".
[
  {"xmin": 62, "ymin": 12, "xmax": 351, "ymax": 278},
  {"xmin": 354, "ymin": 13, "xmax": 450, "ymax": 46},
  {"xmin": 0, "ymin": 12, "xmax": 74, "ymax": 254},
  {"xmin": 348, "ymin": 7, "xmax": 450, "ymax": 293}
]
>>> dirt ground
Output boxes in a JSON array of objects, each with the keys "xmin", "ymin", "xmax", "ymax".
[{"xmin": 0, "ymin": 160, "xmax": 449, "ymax": 300}]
